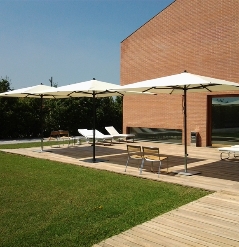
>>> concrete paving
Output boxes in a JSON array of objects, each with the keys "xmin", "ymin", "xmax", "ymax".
[{"xmin": 0, "ymin": 138, "xmax": 41, "ymax": 145}]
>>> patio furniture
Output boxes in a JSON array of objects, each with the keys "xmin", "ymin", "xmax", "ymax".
[
  {"xmin": 78, "ymin": 129, "xmax": 113, "ymax": 145},
  {"xmin": 105, "ymin": 126, "xmax": 135, "ymax": 142},
  {"xmin": 71, "ymin": 135, "xmax": 86, "ymax": 145},
  {"xmin": 125, "ymin": 145, "xmax": 143, "ymax": 172},
  {"xmin": 47, "ymin": 130, "xmax": 60, "ymax": 147},
  {"xmin": 218, "ymin": 145, "xmax": 239, "ymax": 160},
  {"xmin": 58, "ymin": 130, "xmax": 71, "ymax": 147},
  {"xmin": 140, "ymin": 146, "xmax": 168, "ymax": 177}
]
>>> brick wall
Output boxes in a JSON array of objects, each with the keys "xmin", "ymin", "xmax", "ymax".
[{"xmin": 121, "ymin": 0, "xmax": 239, "ymax": 146}]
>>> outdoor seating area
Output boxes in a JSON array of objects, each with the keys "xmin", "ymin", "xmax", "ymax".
[
  {"xmin": 218, "ymin": 145, "xmax": 239, "ymax": 160},
  {"xmin": 105, "ymin": 126, "xmax": 135, "ymax": 142},
  {"xmin": 125, "ymin": 144, "xmax": 168, "ymax": 177},
  {"xmin": 46, "ymin": 130, "xmax": 72, "ymax": 147},
  {"xmin": 78, "ymin": 127, "xmax": 135, "ymax": 145},
  {"xmin": 125, "ymin": 144, "xmax": 143, "ymax": 172},
  {"xmin": 45, "ymin": 130, "xmax": 87, "ymax": 148},
  {"xmin": 4, "ymin": 141, "xmax": 239, "ymax": 186},
  {"xmin": 47, "ymin": 130, "xmax": 60, "ymax": 147},
  {"xmin": 78, "ymin": 129, "xmax": 113, "ymax": 145},
  {"xmin": 140, "ymin": 146, "xmax": 168, "ymax": 176},
  {"xmin": 2, "ymin": 1, "xmax": 239, "ymax": 245}
]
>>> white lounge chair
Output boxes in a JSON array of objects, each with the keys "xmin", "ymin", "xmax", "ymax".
[
  {"xmin": 78, "ymin": 129, "xmax": 113, "ymax": 145},
  {"xmin": 218, "ymin": 145, "xmax": 239, "ymax": 160},
  {"xmin": 105, "ymin": 126, "xmax": 135, "ymax": 142}
]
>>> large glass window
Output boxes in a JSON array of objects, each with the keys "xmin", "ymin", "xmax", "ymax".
[
  {"xmin": 130, "ymin": 127, "xmax": 182, "ymax": 144},
  {"xmin": 212, "ymin": 97, "xmax": 239, "ymax": 146}
]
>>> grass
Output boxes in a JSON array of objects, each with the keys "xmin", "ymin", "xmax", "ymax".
[{"xmin": 0, "ymin": 145, "xmax": 211, "ymax": 247}]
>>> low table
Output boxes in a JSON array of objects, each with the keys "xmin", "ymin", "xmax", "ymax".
[
  {"xmin": 218, "ymin": 145, "xmax": 239, "ymax": 160},
  {"xmin": 71, "ymin": 136, "xmax": 86, "ymax": 145}
]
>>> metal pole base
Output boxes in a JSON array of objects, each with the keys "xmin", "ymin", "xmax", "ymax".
[
  {"xmin": 172, "ymin": 170, "xmax": 201, "ymax": 176},
  {"xmin": 93, "ymin": 159, "xmax": 108, "ymax": 163},
  {"xmin": 82, "ymin": 158, "xmax": 109, "ymax": 163},
  {"xmin": 33, "ymin": 149, "xmax": 52, "ymax": 153}
]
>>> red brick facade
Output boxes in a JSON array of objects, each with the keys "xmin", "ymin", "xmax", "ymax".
[{"xmin": 121, "ymin": 0, "xmax": 239, "ymax": 146}]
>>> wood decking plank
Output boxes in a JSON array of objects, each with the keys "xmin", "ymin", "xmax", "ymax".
[
  {"xmin": 120, "ymin": 231, "xmax": 165, "ymax": 247},
  {"xmin": 137, "ymin": 223, "xmax": 219, "ymax": 247},
  {"xmin": 111, "ymin": 235, "xmax": 143, "ymax": 247},
  {"xmin": 144, "ymin": 221, "xmax": 232, "ymax": 247},
  {"xmin": 179, "ymin": 204, "xmax": 239, "ymax": 224},
  {"xmin": 201, "ymin": 190, "xmax": 239, "ymax": 201},
  {"xmin": 128, "ymin": 225, "xmax": 198, "ymax": 247},
  {"xmin": 151, "ymin": 216, "xmax": 239, "ymax": 246},
  {"xmin": 176, "ymin": 207, "xmax": 239, "ymax": 231},
  {"xmin": 99, "ymin": 237, "xmax": 131, "ymax": 247},
  {"xmin": 160, "ymin": 213, "xmax": 239, "ymax": 241},
  {"xmin": 93, "ymin": 242, "xmax": 114, "ymax": 247},
  {"xmin": 123, "ymin": 229, "xmax": 184, "ymax": 247},
  {"xmin": 196, "ymin": 197, "xmax": 239, "ymax": 211}
]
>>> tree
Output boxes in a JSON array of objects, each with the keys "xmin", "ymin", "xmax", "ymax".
[
  {"xmin": 0, "ymin": 77, "xmax": 16, "ymax": 138},
  {"xmin": 0, "ymin": 77, "xmax": 12, "ymax": 93},
  {"xmin": 43, "ymin": 96, "xmax": 123, "ymax": 137},
  {"xmin": 0, "ymin": 77, "xmax": 123, "ymax": 139}
]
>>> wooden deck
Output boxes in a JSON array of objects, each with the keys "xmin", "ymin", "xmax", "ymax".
[{"xmin": 1, "ymin": 141, "xmax": 239, "ymax": 246}]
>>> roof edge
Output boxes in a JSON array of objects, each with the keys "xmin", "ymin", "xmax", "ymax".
[{"xmin": 121, "ymin": 0, "xmax": 176, "ymax": 43}]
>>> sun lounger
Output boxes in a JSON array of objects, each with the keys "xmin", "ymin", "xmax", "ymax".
[
  {"xmin": 218, "ymin": 145, "xmax": 239, "ymax": 160},
  {"xmin": 78, "ymin": 129, "xmax": 113, "ymax": 145},
  {"xmin": 105, "ymin": 126, "xmax": 135, "ymax": 142}
]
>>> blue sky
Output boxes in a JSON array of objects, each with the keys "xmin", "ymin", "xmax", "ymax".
[{"xmin": 0, "ymin": 0, "xmax": 174, "ymax": 89}]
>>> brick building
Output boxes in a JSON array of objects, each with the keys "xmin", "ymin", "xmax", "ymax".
[{"xmin": 121, "ymin": 0, "xmax": 239, "ymax": 147}]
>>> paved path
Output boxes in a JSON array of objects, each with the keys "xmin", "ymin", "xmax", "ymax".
[{"xmin": 0, "ymin": 138, "xmax": 41, "ymax": 144}]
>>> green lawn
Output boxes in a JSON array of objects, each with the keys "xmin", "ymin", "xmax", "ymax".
[{"xmin": 0, "ymin": 148, "xmax": 211, "ymax": 247}]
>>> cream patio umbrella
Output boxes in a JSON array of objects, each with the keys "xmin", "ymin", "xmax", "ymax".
[
  {"xmin": 41, "ymin": 78, "xmax": 149, "ymax": 162},
  {"xmin": 117, "ymin": 71, "xmax": 239, "ymax": 175},
  {"xmin": 0, "ymin": 84, "xmax": 66, "ymax": 152}
]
